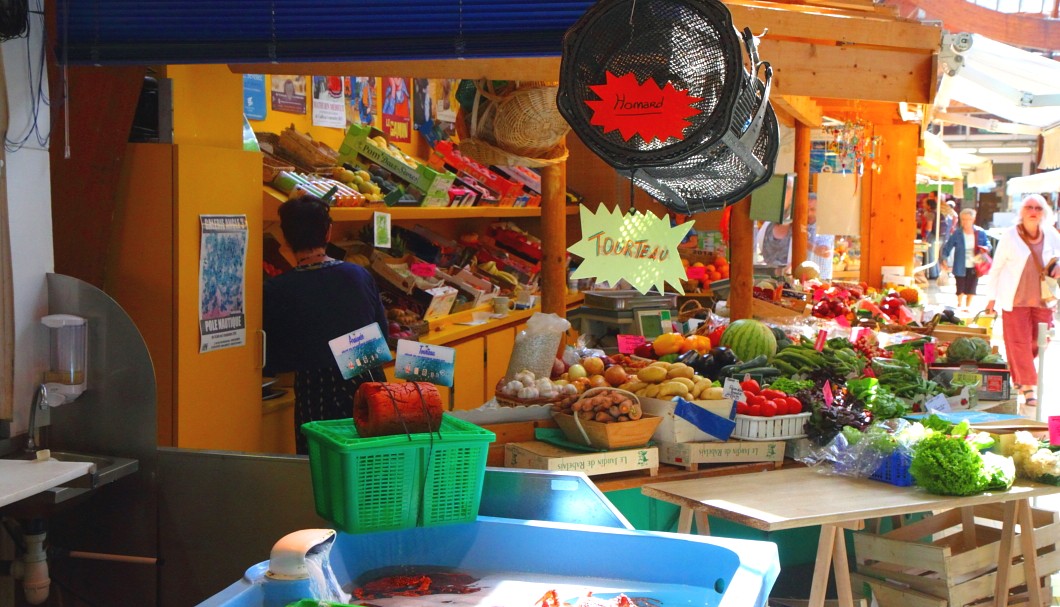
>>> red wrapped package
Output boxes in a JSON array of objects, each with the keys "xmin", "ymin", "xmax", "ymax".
[{"xmin": 353, "ymin": 382, "xmax": 443, "ymax": 438}]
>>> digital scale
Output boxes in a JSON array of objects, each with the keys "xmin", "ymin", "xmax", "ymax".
[{"xmin": 572, "ymin": 290, "xmax": 679, "ymax": 348}]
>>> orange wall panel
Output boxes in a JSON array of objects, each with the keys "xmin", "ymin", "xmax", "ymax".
[{"xmin": 862, "ymin": 123, "xmax": 919, "ymax": 287}]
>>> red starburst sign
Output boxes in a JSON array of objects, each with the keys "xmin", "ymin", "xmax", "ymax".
[{"xmin": 585, "ymin": 71, "xmax": 704, "ymax": 143}]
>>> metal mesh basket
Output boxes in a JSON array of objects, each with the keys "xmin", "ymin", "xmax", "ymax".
[
  {"xmin": 557, "ymin": 0, "xmax": 744, "ymax": 169},
  {"xmin": 619, "ymin": 28, "xmax": 779, "ymax": 213}
]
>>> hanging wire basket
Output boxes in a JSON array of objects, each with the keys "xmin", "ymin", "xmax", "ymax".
[{"xmin": 557, "ymin": 0, "xmax": 745, "ymax": 170}]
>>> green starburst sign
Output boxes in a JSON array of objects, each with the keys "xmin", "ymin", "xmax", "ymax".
[{"xmin": 567, "ymin": 204, "xmax": 694, "ymax": 295}]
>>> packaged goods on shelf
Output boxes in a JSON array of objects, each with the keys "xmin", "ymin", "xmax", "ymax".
[
  {"xmin": 429, "ymin": 140, "xmax": 531, "ymax": 207},
  {"xmin": 476, "ymin": 243, "xmax": 539, "ymax": 283},
  {"xmin": 272, "ymin": 171, "xmax": 364, "ymax": 207},
  {"xmin": 338, "ymin": 123, "xmax": 456, "ymax": 207},
  {"xmin": 489, "ymin": 222, "xmax": 543, "ymax": 263},
  {"xmin": 370, "ymin": 251, "xmax": 459, "ymax": 320},
  {"xmin": 398, "ymin": 224, "xmax": 472, "ymax": 268},
  {"xmin": 276, "ymin": 125, "xmax": 339, "ymax": 171},
  {"xmin": 439, "ymin": 267, "xmax": 500, "ymax": 306}
]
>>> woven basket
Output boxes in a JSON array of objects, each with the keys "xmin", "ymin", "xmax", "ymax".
[
  {"xmin": 277, "ymin": 125, "xmax": 339, "ymax": 169},
  {"xmin": 263, "ymin": 154, "xmax": 295, "ymax": 184},
  {"xmin": 459, "ymin": 80, "xmax": 570, "ymax": 168}
]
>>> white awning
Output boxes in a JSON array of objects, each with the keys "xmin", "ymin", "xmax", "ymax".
[
  {"xmin": 935, "ymin": 34, "xmax": 1060, "ymax": 132},
  {"xmin": 1006, "ymin": 169, "xmax": 1060, "ymax": 196}
]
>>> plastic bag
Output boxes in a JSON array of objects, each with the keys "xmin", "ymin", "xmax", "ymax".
[
  {"xmin": 504, "ymin": 313, "xmax": 571, "ymax": 382},
  {"xmin": 798, "ymin": 418, "xmax": 923, "ymax": 479}
]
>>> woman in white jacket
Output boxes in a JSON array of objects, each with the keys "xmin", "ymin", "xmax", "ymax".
[{"xmin": 985, "ymin": 194, "xmax": 1060, "ymax": 411}]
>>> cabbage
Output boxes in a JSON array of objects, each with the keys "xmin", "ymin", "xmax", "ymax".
[{"xmin": 946, "ymin": 337, "xmax": 992, "ymax": 362}]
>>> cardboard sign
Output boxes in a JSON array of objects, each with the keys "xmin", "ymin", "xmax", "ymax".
[
  {"xmin": 923, "ymin": 342, "xmax": 937, "ymax": 365},
  {"xmin": 584, "ymin": 71, "xmax": 704, "ymax": 143},
  {"xmin": 723, "ymin": 378, "xmax": 746, "ymax": 403},
  {"xmin": 395, "ymin": 339, "xmax": 455, "ymax": 387},
  {"xmin": 568, "ymin": 204, "xmax": 693, "ymax": 295},
  {"xmin": 617, "ymin": 334, "xmax": 647, "ymax": 355},
  {"xmin": 823, "ymin": 380, "xmax": 834, "ymax": 407},
  {"xmin": 328, "ymin": 323, "xmax": 393, "ymax": 380},
  {"xmin": 814, "ymin": 330, "xmax": 827, "ymax": 352},
  {"xmin": 925, "ymin": 393, "xmax": 951, "ymax": 413}
]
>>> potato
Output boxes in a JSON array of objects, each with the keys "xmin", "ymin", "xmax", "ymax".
[
  {"xmin": 648, "ymin": 361, "xmax": 672, "ymax": 369},
  {"xmin": 658, "ymin": 381, "xmax": 690, "ymax": 398},
  {"xmin": 668, "ymin": 377, "xmax": 695, "ymax": 391},
  {"xmin": 666, "ymin": 364, "xmax": 695, "ymax": 380},
  {"xmin": 642, "ymin": 384, "xmax": 662, "ymax": 398},
  {"xmin": 703, "ymin": 386, "xmax": 725, "ymax": 400},
  {"xmin": 692, "ymin": 379, "xmax": 712, "ymax": 398},
  {"xmin": 624, "ymin": 380, "xmax": 648, "ymax": 392},
  {"xmin": 636, "ymin": 366, "xmax": 668, "ymax": 384}
]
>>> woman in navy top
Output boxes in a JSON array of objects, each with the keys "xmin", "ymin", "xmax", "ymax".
[
  {"xmin": 263, "ymin": 196, "xmax": 389, "ymax": 454},
  {"xmin": 940, "ymin": 208, "xmax": 991, "ymax": 310}
]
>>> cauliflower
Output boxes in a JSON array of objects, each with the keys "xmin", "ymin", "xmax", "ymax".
[{"xmin": 1011, "ymin": 431, "xmax": 1060, "ymax": 479}]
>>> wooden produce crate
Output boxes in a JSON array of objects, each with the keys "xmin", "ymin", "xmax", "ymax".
[
  {"xmin": 504, "ymin": 441, "xmax": 658, "ymax": 477},
  {"xmin": 852, "ymin": 505, "xmax": 1060, "ymax": 606},
  {"xmin": 552, "ymin": 412, "xmax": 662, "ymax": 450},
  {"xmin": 657, "ymin": 439, "xmax": 785, "ymax": 471},
  {"xmin": 933, "ymin": 324, "xmax": 990, "ymax": 344}
]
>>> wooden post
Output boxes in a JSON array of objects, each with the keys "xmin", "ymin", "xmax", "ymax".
[
  {"xmin": 0, "ymin": 47, "xmax": 11, "ymax": 420},
  {"xmin": 792, "ymin": 123, "xmax": 811, "ymax": 268},
  {"xmin": 540, "ymin": 158, "xmax": 567, "ymax": 317},
  {"xmin": 729, "ymin": 196, "xmax": 754, "ymax": 320}
]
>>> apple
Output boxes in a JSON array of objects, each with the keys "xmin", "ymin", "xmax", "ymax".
[
  {"xmin": 551, "ymin": 358, "xmax": 567, "ymax": 379},
  {"xmin": 582, "ymin": 356, "xmax": 605, "ymax": 376},
  {"xmin": 568, "ymin": 363, "xmax": 587, "ymax": 380}
]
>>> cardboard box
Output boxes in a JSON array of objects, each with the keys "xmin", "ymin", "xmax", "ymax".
[
  {"xmin": 441, "ymin": 268, "xmax": 500, "ymax": 306},
  {"xmin": 657, "ymin": 439, "xmax": 786, "ymax": 471},
  {"xmin": 928, "ymin": 364, "xmax": 1011, "ymax": 400},
  {"xmin": 504, "ymin": 441, "xmax": 658, "ymax": 477},
  {"xmin": 641, "ymin": 397, "xmax": 735, "ymax": 443},
  {"xmin": 338, "ymin": 124, "xmax": 456, "ymax": 207}
]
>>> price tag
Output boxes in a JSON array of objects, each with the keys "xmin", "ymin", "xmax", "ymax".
[
  {"xmin": 328, "ymin": 323, "xmax": 394, "ymax": 380},
  {"xmin": 925, "ymin": 393, "xmax": 951, "ymax": 413},
  {"xmin": 823, "ymin": 380, "xmax": 834, "ymax": 407},
  {"xmin": 952, "ymin": 372, "xmax": 983, "ymax": 385},
  {"xmin": 923, "ymin": 342, "xmax": 937, "ymax": 365},
  {"xmin": 617, "ymin": 334, "xmax": 647, "ymax": 355},
  {"xmin": 850, "ymin": 327, "xmax": 861, "ymax": 343},
  {"xmin": 395, "ymin": 340, "xmax": 456, "ymax": 387},
  {"xmin": 834, "ymin": 314, "xmax": 851, "ymax": 328},
  {"xmin": 723, "ymin": 378, "xmax": 746, "ymax": 403},
  {"xmin": 815, "ymin": 329, "xmax": 828, "ymax": 352}
]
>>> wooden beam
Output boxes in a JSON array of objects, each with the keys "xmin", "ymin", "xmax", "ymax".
[
  {"xmin": 885, "ymin": 0, "xmax": 1058, "ymax": 52},
  {"xmin": 792, "ymin": 124, "xmax": 811, "ymax": 268},
  {"xmin": 729, "ymin": 197, "xmax": 755, "ymax": 320},
  {"xmin": 772, "ymin": 95, "xmax": 823, "ymax": 127},
  {"xmin": 540, "ymin": 160, "xmax": 567, "ymax": 317},
  {"xmin": 765, "ymin": 39, "xmax": 935, "ymax": 103}
]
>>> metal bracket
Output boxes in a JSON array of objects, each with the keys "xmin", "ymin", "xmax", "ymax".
[{"xmin": 939, "ymin": 32, "xmax": 973, "ymax": 77}]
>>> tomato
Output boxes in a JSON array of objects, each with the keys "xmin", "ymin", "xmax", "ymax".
[
  {"xmin": 740, "ymin": 379, "xmax": 761, "ymax": 395},
  {"xmin": 761, "ymin": 389, "xmax": 786, "ymax": 400},
  {"xmin": 762, "ymin": 401, "xmax": 778, "ymax": 417},
  {"xmin": 748, "ymin": 404, "xmax": 763, "ymax": 417},
  {"xmin": 785, "ymin": 396, "xmax": 803, "ymax": 414},
  {"xmin": 736, "ymin": 402, "xmax": 749, "ymax": 415},
  {"xmin": 773, "ymin": 400, "xmax": 789, "ymax": 415},
  {"xmin": 746, "ymin": 394, "xmax": 766, "ymax": 408}
]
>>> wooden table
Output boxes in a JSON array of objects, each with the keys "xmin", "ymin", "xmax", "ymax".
[{"xmin": 643, "ymin": 466, "xmax": 1060, "ymax": 607}]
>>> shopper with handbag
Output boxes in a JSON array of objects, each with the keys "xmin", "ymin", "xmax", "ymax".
[
  {"xmin": 985, "ymin": 194, "xmax": 1060, "ymax": 411},
  {"xmin": 940, "ymin": 209, "xmax": 991, "ymax": 310}
]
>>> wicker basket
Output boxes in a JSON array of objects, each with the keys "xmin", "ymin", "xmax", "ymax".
[
  {"xmin": 263, "ymin": 154, "xmax": 295, "ymax": 184},
  {"xmin": 494, "ymin": 379, "xmax": 577, "ymax": 409},
  {"xmin": 458, "ymin": 80, "xmax": 570, "ymax": 168},
  {"xmin": 277, "ymin": 124, "xmax": 339, "ymax": 169}
]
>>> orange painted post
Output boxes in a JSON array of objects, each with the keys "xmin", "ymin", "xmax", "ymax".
[
  {"xmin": 863, "ymin": 124, "xmax": 919, "ymax": 288},
  {"xmin": 540, "ymin": 159, "xmax": 568, "ymax": 317},
  {"xmin": 729, "ymin": 196, "xmax": 754, "ymax": 320},
  {"xmin": 792, "ymin": 123, "xmax": 811, "ymax": 268}
]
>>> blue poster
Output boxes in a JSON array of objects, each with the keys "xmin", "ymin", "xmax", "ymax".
[{"xmin": 243, "ymin": 74, "xmax": 267, "ymax": 121}]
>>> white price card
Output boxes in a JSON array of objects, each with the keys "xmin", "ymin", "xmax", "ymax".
[
  {"xmin": 925, "ymin": 393, "xmax": 951, "ymax": 413},
  {"xmin": 723, "ymin": 378, "xmax": 746, "ymax": 403}
]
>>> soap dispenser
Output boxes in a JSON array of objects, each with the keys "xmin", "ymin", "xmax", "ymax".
[{"xmin": 41, "ymin": 314, "xmax": 87, "ymax": 406}]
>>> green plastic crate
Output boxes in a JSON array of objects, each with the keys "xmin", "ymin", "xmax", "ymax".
[
  {"xmin": 286, "ymin": 601, "xmax": 365, "ymax": 607},
  {"xmin": 302, "ymin": 414, "xmax": 495, "ymax": 534}
]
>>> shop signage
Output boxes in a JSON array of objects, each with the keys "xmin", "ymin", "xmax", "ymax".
[
  {"xmin": 396, "ymin": 340, "xmax": 456, "ymax": 387},
  {"xmin": 567, "ymin": 204, "xmax": 693, "ymax": 295},
  {"xmin": 328, "ymin": 323, "xmax": 393, "ymax": 380},
  {"xmin": 585, "ymin": 71, "xmax": 703, "ymax": 143}
]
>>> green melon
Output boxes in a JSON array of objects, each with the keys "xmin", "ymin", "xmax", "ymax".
[{"xmin": 720, "ymin": 319, "xmax": 778, "ymax": 362}]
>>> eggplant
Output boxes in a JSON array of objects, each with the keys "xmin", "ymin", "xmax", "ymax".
[
  {"xmin": 677, "ymin": 350, "xmax": 700, "ymax": 366},
  {"xmin": 709, "ymin": 346, "xmax": 738, "ymax": 368},
  {"xmin": 690, "ymin": 353, "xmax": 716, "ymax": 379}
]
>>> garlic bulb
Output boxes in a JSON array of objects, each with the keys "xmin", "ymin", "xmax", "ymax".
[
  {"xmin": 535, "ymin": 377, "xmax": 554, "ymax": 392},
  {"xmin": 514, "ymin": 370, "xmax": 536, "ymax": 386},
  {"xmin": 562, "ymin": 383, "xmax": 579, "ymax": 395},
  {"xmin": 517, "ymin": 386, "xmax": 540, "ymax": 399},
  {"xmin": 502, "ymin": 380, "xmax": 524, "ymax": 396}
]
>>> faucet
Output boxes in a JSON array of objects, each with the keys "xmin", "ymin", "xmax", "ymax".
[{"xmin": 26, "ymin": 384, "xmax": 47, "ymax": 452}]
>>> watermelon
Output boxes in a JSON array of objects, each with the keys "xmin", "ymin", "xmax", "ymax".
[{"xmin": 720, "ymin": 319, "xmax": 778, "ymax": 362}]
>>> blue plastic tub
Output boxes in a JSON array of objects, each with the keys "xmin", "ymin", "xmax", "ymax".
[{"xmin": 199, "ymin": 516, "xmax": 779, "ymax": 607}]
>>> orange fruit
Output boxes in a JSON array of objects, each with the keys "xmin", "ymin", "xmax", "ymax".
[
  {"xmin": 692, "ymin": 262, "xmax": 705, "ymax": 268},
  {"xmin": 710, "ymin": 271, "xmax": 722, "ymax": 281},
  {"xmin": 713, "ymin": 255, "xmax": 727, "ymax": 266},
  {"xmin": 681, "ymin": 258, "xmax": 690, "ymax": 267},
  {"xmin": 704, "ymin": 264, "xmax": 716, "ymax": 273},
  {"xmin": 719, "ymin": 267, "xmax": 729, "ymax": 279}
]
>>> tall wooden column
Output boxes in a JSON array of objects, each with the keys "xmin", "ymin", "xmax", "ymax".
[
  {"xmin": 729, "ymin": 196, "xmax": 754, "ymax": 320},
  {"xmin": 792, "ymin": 123, "xmax": 811, "ymax": 268},
  {"xmin": 540, "ymin": 158, "xmax": 567, "ymax": 317},
  {"xmin": 861, "ymin": 124, "xmax": 919, "ymax": 287}
]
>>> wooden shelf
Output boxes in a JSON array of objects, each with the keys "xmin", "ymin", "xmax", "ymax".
[{"xmin": 263, "ymin": 185, "xmax": 579, "ymax": 221}]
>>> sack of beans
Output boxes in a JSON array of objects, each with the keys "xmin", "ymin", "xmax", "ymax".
[{"xmin": 353, "ymin": 382, "xmax": 443, "ymax": 438}]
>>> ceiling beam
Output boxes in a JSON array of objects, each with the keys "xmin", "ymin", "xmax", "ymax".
[
  {"xmin": 771, "ymin": 95, "xmax": 823, "ymax": 127},
  {"xmin": 885, "ymin": 0, "xmax": 1057, "ymax": 51}
]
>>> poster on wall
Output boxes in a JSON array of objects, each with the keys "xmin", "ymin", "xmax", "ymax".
[
  {"xmin": 312, "ymin": 76, "xmax": 347, "ymax": 128},
  {"xmin": 270, "ymin": 75, "xmax": 307, "ymax": 115},
  {"xmin": 432, "ymin": 79, "xmax": 459, "ymax": 124},
  {"xmin": 349, "ymin": 76, "xmax": 379, "ymax": 128},
  {"xmin": 413, "ymin": 78, "xmax": 431, "ymax": 131},
  {"xmin": 243, "ymin": 74, "xmax": 267, "ymax": 121},
  {"xmin": 381, "ymin": 77, "xmax": 411, "ymax": 143},
  {"xmin": 198, "ymin": 215, "xmax": 249, "ymax": 353}
]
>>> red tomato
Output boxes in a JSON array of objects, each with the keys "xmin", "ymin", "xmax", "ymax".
[
  {"xmin": 736, "ymin": 402, "xmax": 749, "ymax": 415},
  {"xmin": 748, "ymin": 404, "xmax": 763, "ymax": 417},
  {"xmin": 762, "ymin": 401, "xmax": 778, "ymax": 417},
  {"xmin": 773, "ymin": 400, "xmax": 790, "ymax": 415},
  {"xmin": 785, "ymin": 396, "xmax": 803, "ymax": 413},
  {"xmin": 761, "ymin": 389, "xmax": 786, "ymax": 400},
  {"xmin": 746, "ymin": 394, "xmax": 766, "ymax": 408},
  {"xmin": 740, "ymin": 379, "xmax": 761, "ymax": 395}
]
